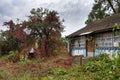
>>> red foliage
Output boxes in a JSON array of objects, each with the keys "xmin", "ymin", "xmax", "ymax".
[
  {"xmin": 15, "ymin": 27, "xmax": 25, "ymax": 42},
  {"xmin": 50, "ymin": 30, "xmax": 59, "ymax": 36},
  {"xmin": 4, "ymin": 20, "xmax": 26, "ymax": 42},
  {"xmin": 45, "ymin": 11, "xmax": 59, "ymax": 22},
  {"xmin": 4, "ymin": 20, "xmax": 15, "ymax": 29}
]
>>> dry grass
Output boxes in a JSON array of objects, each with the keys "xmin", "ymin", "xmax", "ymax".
[{"xmin": 0, "ymin": 52, "xmax": 72, "ymax": 80}]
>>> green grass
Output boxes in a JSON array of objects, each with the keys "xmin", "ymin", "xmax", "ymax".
[
  {"xmin": 41, "ymin": 54, "xmax": 120, "ymax": 80},
  {"xmin": 1, "ymin": 53, "xmax": 120, "ymax": 80}
]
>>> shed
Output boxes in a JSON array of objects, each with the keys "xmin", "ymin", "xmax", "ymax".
[{"xmin": 66, "ymin": 13, "xmax": 120, "ymax": 57}]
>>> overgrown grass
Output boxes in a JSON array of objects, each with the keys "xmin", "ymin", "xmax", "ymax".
[
  {"xmin": 1, "ymin": 52, "xmax": 120, "ymax": 80},
  {"xmin": 0, "ymin": 52, "xmax": 70, "ymax": 80},
  {"xmin": 41, "ymin": 53, "xmax": 120, "ymax": 80}
]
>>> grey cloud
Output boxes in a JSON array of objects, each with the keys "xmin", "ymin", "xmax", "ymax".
[
  {"xmin": 0, "ymin": 0, "xmax": 94, "ymax": 36},
  {"xmin": 60, "ymin": 1, "xmax": 92, "ymax": 23},
  {"xmin": 0, "ymin": 1, "xmax": 13, "ymax": 16},
  {"xmin": 43, "ymin": 0, "xmax": 94, "ymax": 36},
  {"xmin": 11, "ymin": 0, "xmax": 26, "ymax": 6},
  {"xmin": 44, "ymin": 0, "xmax": 93, "ymax": 24},
  {"xmin": 0, "ymin": 0, "xmax": 31, "ymax": 23}
]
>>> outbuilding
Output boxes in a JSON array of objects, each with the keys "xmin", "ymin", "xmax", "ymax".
[{"xmin": 66, "ymin": 13, "xmax": 120, "ymax": 57}]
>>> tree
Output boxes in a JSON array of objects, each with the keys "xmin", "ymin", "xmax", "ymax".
[
  {"xmin": 2, "ymin": 8, "xmax": 64, "ymax": 56},
  {"xmin": 24, "ymin": 8, "xmax": 64, "ymax": 56},
  {"xmin": 85, "ymin": 0, "xmax": 120, "ymax": 24},
  {"xmin": 3, "ymin": 20, "xmax": 26, "ymax": 51}
]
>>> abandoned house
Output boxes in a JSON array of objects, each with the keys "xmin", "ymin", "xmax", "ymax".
[{"xmin": 66, "ymin": 13, "xmax": 120, "ymax": 57}]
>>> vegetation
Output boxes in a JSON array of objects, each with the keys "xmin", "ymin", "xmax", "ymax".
[
  {"xmin": 85, "ymin": 0, "xmax": 120, "ymax": 24},
  {"xmin": 0, "ymin": 52, "xmax": 71, "ymax": 80},
  {"xmin": 0, "ymin": 51, "xmax": 120, "ymax": 80},
  {"xmin": 113, "ymin": 23, "xmax": 120, "ymax": 37},
  {"xmin": 0, "ymin": 8, "xmax": 65, "ymax": 58},
  {"xmin": 0, "ymin": 2, "xmax": 120, "ymax": 80},
  {"xmin": 41, "ymin": 54, "xmax": 120, "ymax": 80},
  {"xmin": 23, "ymin": 8, "xmax": 64, "ymax": 56},
  {"xmin": 0, "ymin": 8, "xmax": 67, "ymax": 80}
]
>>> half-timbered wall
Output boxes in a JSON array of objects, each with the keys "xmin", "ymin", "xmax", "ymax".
[
  {"xmin": 95, "ymin": 32, "xmax": 113, "ymax": 47},
  {"xmin": 73, "ymin": 36, "xmax": 86, "ymax": 48},
  {"xmin": 72, "ymin": 36, "xmax": 86, "ymax": 56},
  {"xmin": 95, "ymin": 32, "xmax": 120, "ymax": 56}
]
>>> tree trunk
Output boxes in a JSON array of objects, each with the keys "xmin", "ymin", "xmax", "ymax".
[
  {"xmin": 44, "ymin": 36, "xmax": 50, "ymax": 56},
  {"xmin": 107, "ymin": 0, "xmax": 117, "ymax": 13}
]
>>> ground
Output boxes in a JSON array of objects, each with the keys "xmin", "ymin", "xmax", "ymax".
[{"xmin": 0, "ymin": 51, "xmax": 72, "ymax": 80}]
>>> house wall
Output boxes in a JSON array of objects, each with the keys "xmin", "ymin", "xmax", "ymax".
[
  {"xmin": 67, "ymin": 40, "xmax": 70, "ymax": 53},
  {"xmin": 72, "ymin": 36, "xmax": 86, "ymax": 56},
  {"xmin": 95, "ymin": 32, "xmax": 120, "ymax": 56},
  {"xmin": 72, "ymin": 48, "xmax": 86, "ymax": 56},
  {"xmin": 69, "ymin": 31, "xmax": 120, "ymax": 57}
]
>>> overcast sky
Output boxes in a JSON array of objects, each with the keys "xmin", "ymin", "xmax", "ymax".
[{"xmin": 0, "ymin": 0, "xmax": 94, "ymax": 37}]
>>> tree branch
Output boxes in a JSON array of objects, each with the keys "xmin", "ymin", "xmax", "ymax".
[{"xmin": 107, "ymin": 0, "xmax": 117, "ymax": 13}]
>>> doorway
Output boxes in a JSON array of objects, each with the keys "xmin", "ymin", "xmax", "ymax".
[{"xmin": 86, "ymin": 35, "xmax": 95, "ymax": 57}]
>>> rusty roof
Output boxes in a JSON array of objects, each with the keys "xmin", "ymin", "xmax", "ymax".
[{"xmin": 67, "ymin": 13, "xmax": 120, "ymax": 38}]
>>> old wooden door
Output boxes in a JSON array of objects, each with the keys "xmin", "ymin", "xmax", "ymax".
[{"xmin": 86, "ymin": 35, "xmax": 95, "ymax": 57}]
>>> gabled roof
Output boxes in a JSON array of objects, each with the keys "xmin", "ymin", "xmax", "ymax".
[{"xmin": 67, "ymin": 13, "xmax": 120, "ymax": 38}]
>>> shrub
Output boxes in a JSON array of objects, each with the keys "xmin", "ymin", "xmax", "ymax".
[
  {"xmin": 8, "ymin": 51, "xmax": 19, "ymax": 62},
  {"xmin": 41, "ymin": 53, "xmax": 120, "ymax": 80}
]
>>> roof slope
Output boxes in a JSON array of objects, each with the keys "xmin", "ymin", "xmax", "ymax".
[{"xmin": 67, "ymin": 13, "xmax": 120, "ymax": 38}]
